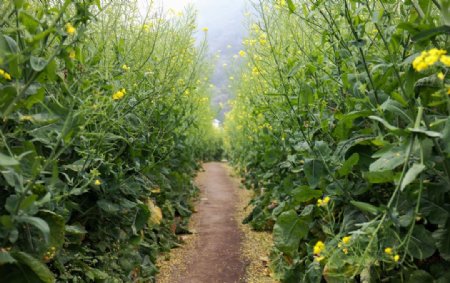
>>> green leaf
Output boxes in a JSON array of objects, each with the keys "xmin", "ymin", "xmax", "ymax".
[
  {"xmin": 11, "ymin": 251, "xmax": 55, "ymax": 283},
  {"xmin": 273, "ymin": 210, "xmax": 308, "ymax": 256},
  {"xmin": 370, "ymin": 144, "xmax": 407, "ymax": 172},
  {"xmin": 30, "ymin": 56, "xmax": 47, "ymax": 72},
  {"xmin": 65, "ymin": 224, "xmax": 87, "ymax": 235},
  {"xmin": 407, "ymin": 225, "xmax": 436, "ymax": 260},
  {"xmin": 433, "ymin": 218, "xmax": 450, "ymax": 261},
  {"xmin": 401, "ymin": 164, "xmax": 426, "ymax": 191},
  {"xmin": 363, "ymin": 170, "xmax": 395, "ymax": 183},
  {"xmin": 291, "ymin": 186, "xmax": 323, "ymax": 205},
  {"xmin": 97, "ymin": 199, "xmax": 120, "ymax": 213},
  {"xmin": 0, "ymin": 251, "xmax": 16, "ymax": 265},
  {"xmin": 369, "ymin": 115, "xmax": 404, "ymax": 134},
  {"xmin": 303, "ymin": 159, "xmax": 325, "ymax": 189},
  {"xmin": 15, "ymin": 216, "xmax": 50, "ymax": 243},
  {"xmin": 39, "ymin": 210, "xmax": 65, "ymax": 249},
  {"xmin": 411, "ymin": 25, "xmax": 450, "ymax": 42},
  {"xmin": 0, "ymin": 152, "xmax": 19, "ymax": 166},
  {"xmin": 350, "ymin": 201, "xmax": 380, "ymax": 215},
  {"xmin": 338, "ymin": 153, "xmax": 359, "ymax": 177},
  {"xmin": 286, "ymin": 0, "xmax": 296, "ymax": 13},
  {"xmin": 407, "ymin": 270, "xmax": 434, "ymax": 283}
]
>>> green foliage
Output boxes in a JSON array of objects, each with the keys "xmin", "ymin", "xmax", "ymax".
[
  {"xmin": 0, "ymin": 0, "xmax": 218, "ymax": 281},
  {"xmin": 225, "ymin": 0, "xmax": 450, "ymax": 281}
]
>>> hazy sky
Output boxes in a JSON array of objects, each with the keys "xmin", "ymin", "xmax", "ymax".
[{"xmin": 151, "ymin": 0, "xmax": 250, "ymax": 120}]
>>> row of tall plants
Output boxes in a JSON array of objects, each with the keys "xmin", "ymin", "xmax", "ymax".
[
  {"xmin": 225, "ymin": 0, "xmax": 450, "ymax": 282},
  {"xmin": 0, "ymin": 0, "xmax": 219, "ymax": 281}
]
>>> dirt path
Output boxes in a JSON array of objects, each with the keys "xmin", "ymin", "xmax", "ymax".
[{"xmin": 157, "ymin": 162, "xmax": 246, "ymax": 283}]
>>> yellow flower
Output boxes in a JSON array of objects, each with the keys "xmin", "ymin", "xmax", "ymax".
[
  {"xmin": 441, "ymin": 55, "xmax": 450, "ymax": 66},
  {"xmin": 69, "ymin": 50, "xmax": 76, "ymax": 59},
  {"xmin": 413, "ymin": 49, "xmax": 447, "ymax": 72},
  {"xmin": 94, "ymin": 179, "xmax": 102, "ymax": 185},
  {"xmin": 122, "ymin": 64, "xmax": 130, "ymax": 71},
  {"xmin": 393, "ymin": 254, "xmax": 400, "ymax": 262},
  {"xmin": 112, "ymin": 88, "xmax": 126, "ymax": 100},
  {"xmin": 317, "ymin": 196, "xmax": 330, "ymax": 207},
  {"xmin": 438, "ymin": 72, "xmax": 445, "ymax": 80},
  {"xmin": 384, "ymin": 247, "xmax": 393, "ymax": 255},
  {"xmin": 20, "ymin": 115, "xmax": 33, "ymax": 122},
  {"xmin": 342, "ymin": 248, "xmax": 349, "ymax": 254},
  {"xmin": 202, "ymin": 27, "xmax": 208, "ymax": 32},
  {"xmin": 252, "ymin": 67, "xmax": 260, "ymax": 76},
  {"xmin": 0, "ymin": 69, "xmax": 11, "ymax": 80},
  {"xmin": 65, "ymin": 23, "xmax": 76, "ymax": 35},
  {"xmin": 314, "ymin": 256, "xmax": 325, "ymax": 262},
  {"xmin": 313, "ymin": 241, "xmax": 325, "ymax": 254},
  {"xmin": 143, "ymin": 24, "xmax": 150, "ymax": 32},
  {"xmin": 342, "ymin": 236, "xmax": 351, "ymax": 245},
  {"xmin": 239, "ymin": 50, "xmax": 246, "ymax": 57}
]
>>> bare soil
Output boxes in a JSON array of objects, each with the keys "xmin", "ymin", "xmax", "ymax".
[{"xmin": 157, "ymin": 162, "xmax": 246, "ymax": 283}]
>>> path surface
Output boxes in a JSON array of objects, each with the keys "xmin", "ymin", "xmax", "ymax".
[{"xmin": 158, "ymin": 162, "xmax": 246, "ymax": 283}]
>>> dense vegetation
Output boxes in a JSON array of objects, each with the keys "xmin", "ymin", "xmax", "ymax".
[
  {"xmin": 225, "ymin": 0, "xmax": 450, "ymax": 282},
  {"xmin": 0, "ymin": 0, "xmax": 220, "ymax": 282}
]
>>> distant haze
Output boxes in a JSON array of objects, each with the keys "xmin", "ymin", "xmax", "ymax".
[{"xmin": 159, "ymin": 0, "xmax": 249, "ymax": 121}]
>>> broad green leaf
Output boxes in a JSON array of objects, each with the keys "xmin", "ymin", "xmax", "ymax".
[
  {"xmin": 30, "ymin": 56, "xmax": 47, "ymax": 72},
  {"xmin": 303, "ymin": 159, "xmax": 325, "ymax": 189},
  {"xmin": 11, "ymin": 251, "xmax": 55, "ymax": 283},
  {"xmin": 370, "ymin": 144, "xmax": 407, "ymax": 172},
  {"xmin": 15, "ymin": 216, "xmax": 50, "ymax": 243},
  {"xmin": 286, "ymin": 0, "xmax": 296, "ymax": 13},
  {"xmin": 291, "ymin": 186, "xmax": 323, "ymax": 205},
  {"xmin": 401, "ymin": 164, "xmax": 426, "ymax": 190},
  {"xmin": 39, "ymin": 210, "xmax": 65, "ymax": 249},
  {"xmin": 0, "ymin": 152, "xmax": 19, "ymax": 166},
  {"xmin": 273, "ymin": 210, "xmax": 308, "ymax": 256},
  {"xmin": 407, "ymin": 270, "xmax": 434, "ymax": 283},
  {"xmin": 0, "ymin": 251, "xmax": 16, "ymax": 264},
  {"xmin": 350, "ymin": 201, "xmax": 380, "ymax": 215},
  {"xmin": 369, "ymin": 115, "xmax": 404, "ymax": 134},
  {"xmin": 411, "ymin": 25, "xmax": 450, "ymax": 42},
  {"xmin": 433, "ymin": 218, "xmax": 450, "ymax": 261},
  {"xmin": 97, "ymin": 199, "xmax": 120, "ymax": 213},
  {"xmin": 363, "ymin": 170, "xmax": 395, "ymax": 183},
  {"xmin": 407, "ymin": 225, "xmax": 436, "ymax": 260},
  {"xmin": 65, "ymin": 224, "xmax": 87, "ymax": 235},
  {"xmin": 338, "ymin": 153, "xmax": 359, "ymax": 177}
]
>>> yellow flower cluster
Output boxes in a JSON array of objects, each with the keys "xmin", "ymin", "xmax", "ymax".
[
  {"xmin": 43, "ymin": 246, "xmax": 56, "ymax": 262},
  {"xmin": 338, "ymin": 236, "xmax": 351, "ymax": 254},
  {"xmin": 313, "ymin": 240, "xmax": 325, "ymax": 262},
  {"xmin": 412, "ymin": 48, "xmax": 449, "ymax": 71},
  {"xmin": 384, "ymin": 247, "xmax": 400, "ymax": 262},
  {"xmin": 317, "ymin": 196, "xmax": 330, "ymax": 207},
  {"xmin": 0, "ymin": 69, "xmax": 12, "ymax": 80},
  {"xmin": 122, "ymin": 64, "xmax": 130, "ymax": 71},
  {"xmin": 239, "ymin": 50, "xmax": 246, "ymax": 57},
  {"xmin": 65, "ymin": 23, "xmax": 76, "ymax": 35},
  {"xmin": 113, "ymin": 88, "xmax": 126, "ymax": 100}
]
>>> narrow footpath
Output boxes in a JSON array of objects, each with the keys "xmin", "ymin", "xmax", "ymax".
[{"xmin": 157, "ymin": 162, "xmax": 246, "ymax": 283}]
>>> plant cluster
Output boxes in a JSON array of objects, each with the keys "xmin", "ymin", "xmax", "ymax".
[
  {"xmin": 0, "ymin": 0, "xmax": 219, "ymax": 282},
  {"xmin": 225, "ymin": 0, "xmax": 450, "ymax": 282}
]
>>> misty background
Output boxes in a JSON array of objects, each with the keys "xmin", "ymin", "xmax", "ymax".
[{"xmin": 161, "ymin": 0, "xmax": 249, "ymax": 122}]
